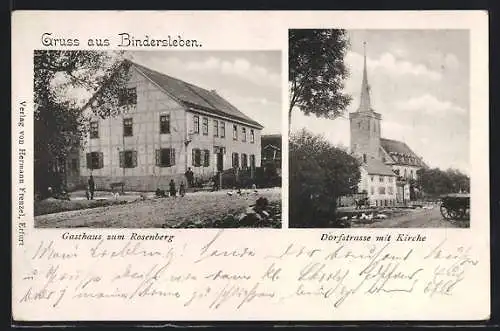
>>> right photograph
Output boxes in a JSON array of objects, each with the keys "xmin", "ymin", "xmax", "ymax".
[{"xmin": 288, "ymin": 29, "xmax": 470, "ymax": 228}]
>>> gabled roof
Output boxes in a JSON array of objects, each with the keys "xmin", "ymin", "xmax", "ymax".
[
  {"xmin": 380, "ymin": 138, "xmax": 426, "ymax": 167},
  {"xmin": 380, "ymin": 138, "xmax": 416, "ymax": 156},
  {"xmin": 361, "ymin": 157, "xmax": 396, "ymax": 176},
  {"xmin": 263, "ymin": 144, "xmax": 281, "ymax": 151},
  {"xmin": 131, "ymin": 61, "xmax": 264, "ymax": 129},
  {"xmin": 261, "ymin": 134, "xmax": 281, "ymax": 150}
]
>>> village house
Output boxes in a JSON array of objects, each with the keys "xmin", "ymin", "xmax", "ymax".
[
  {"xmin": 261, "ymin": 134, "xmax": 282, "ymax": 176},
  {"xmin": 349, "ymin": 44, "xmax": 426, "ymax": 206},
  {"xmin": 66, "ymin": 60, "xmax": 263, "ymax": 191}
]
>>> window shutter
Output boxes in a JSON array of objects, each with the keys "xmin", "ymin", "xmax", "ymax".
[
  {"xmin": 170, "ymin": 149, "xmax": 175, "ymax": 166},
  {"xmin": 204, "ymin": 149, "xmax": 209, "ymax": 167},
  {"xmin": 155, "ymin": 149, "xmax": 160, "ymax": 166},
  {"xmin": 119, "ymin": 151, "xmax": 124, "ymax": 168},
  {"xmin": 192, "ymin": 149, "xmax": 196, "ymax": 166},
  {"xmin": 98, "ymin": 152, "xmax": 104, "ymax": 169},
  {"xmin": 86, "ymin": 153, "xmax": 92, "ymax": 169},
  {"xmin": 132, "ymin": 151, "xmax": 138, "ymax": 167}
]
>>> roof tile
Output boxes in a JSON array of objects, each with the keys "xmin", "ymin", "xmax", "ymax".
[{"xmin": 131, "ymin": 61, "xmax": 263, "ymax": 128}]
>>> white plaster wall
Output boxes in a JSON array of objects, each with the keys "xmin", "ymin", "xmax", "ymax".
[{"xmin": 80, "ymin": 68, "xmax": 187, "ymax": 179}]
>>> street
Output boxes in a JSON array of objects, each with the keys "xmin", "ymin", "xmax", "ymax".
[
  {"xmin": 35, "ymin": 188, "xmax": 281, "ymax": 228},
  {"xmin": 350, "ymin": 206, "xmax": 469, "ymax": 228}
]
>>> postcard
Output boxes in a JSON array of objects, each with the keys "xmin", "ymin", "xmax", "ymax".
[{"xmin": 12, "ymin": 10, "xmax": 489, "ymax": 321}]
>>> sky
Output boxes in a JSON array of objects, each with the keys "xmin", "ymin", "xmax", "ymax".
[
  {"xmin": 127, "ymin": 51, "xmax": 282, "ymax": 134},
  {"xmin": 290, "ymin": 30, "xmax": 470, "ymax": 175}
]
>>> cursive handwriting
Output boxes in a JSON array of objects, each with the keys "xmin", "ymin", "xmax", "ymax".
[{"xmin": 16, "ymin": 234, "xmax": 481, "ymax": 314}]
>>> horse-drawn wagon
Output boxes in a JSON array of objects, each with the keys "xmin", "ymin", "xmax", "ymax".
[{"xmin": 439, "ymin": 193, "xmax": 470, "ymax": 221}]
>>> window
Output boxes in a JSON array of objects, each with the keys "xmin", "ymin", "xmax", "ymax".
[
  {"xmin": 203, "ymin": 149, "xmax": 210, "ymax": 167},
  {"xmin": 379, "ymin": 187, "xmax": 386, "ymax": 195},
  {"xmin": 232, "ymin": 152, "xmax": 239, "ymax": 168},
  {"xmin": 155, "ymin": 148, "xmax": 176, "ymax": 167},
  {"xmin": 119, "ymin": 150, "xmax": 137, "ymax": 168},
  {"xmin": 370, "ymin": 176, "xmax": 374, "ymax": 182},
  {"xmin": 220, "ymin": 121, "xmax": 225, "ymax": 138},
  {"xmin": 118, "ymin": 87, "xmax": 137, "ymax": 106},
  {"xmin": 242, "ymin": 127, "xmax": 247, "ymax": 142},
  {"xmin": 370, "ymin": 187, "xmax": 375, "ymax": 195},
  {"xmin": 160, "ymin": 114, "xmax": 170, "ymax": 134},
  {"xmin": 388, "ymin": 186, "xmax": 394, "ymax": 195},
  {"xmin": 86, "ymin": 152, "xmax": 103, "ymax": 169},
  {"xmin": 193, "ymin": 115, "xmax": 200, "ymax": 134},
  {"xmin": 123, "ymin": 118, "xmax": 133, "ymax": 137},
  {"xmin": 389, "ymin": 176, "xmax": 393, "ymax": 183},
  {"xmin": 379, "ymin": 176, "xmax": 384, "ymax": 183},
  {"xmin": 250, "ymin": 154, "xmax": 255, "ymax": 169},
  {"xmin": 192, "ymin": 148, "xmax": 202, "ymax": 167},
  {"xmin": 241, "ymin": 153, "xmax": 248, "ymax": 169},
  {"xmin": 69, "ymin": 158, "xmax": 78, "ymax": 172},
  {"xmin": 90, "ymin": 121, "xmax": 99, "ymax": 139},
  {"xmin": 250, "ymin": 129, "xmax": 255, "ymax": 143},
  {"xmin": 202, "ymin": 117, "xmax": 209, "ymax": 135},
  {"xmin": 233, "ymin": 125, "xmax": 238, "ymax": 140},
  {"xmin": 214, "ymin": 120, "xmax": 219, "ymax": 137}
]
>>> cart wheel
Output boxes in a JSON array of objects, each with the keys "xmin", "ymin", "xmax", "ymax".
[
  {"xmin": 440, "ymin": 205, "xmax": 450, "ymax": 220},
  {"xmin": 440, "ymin": 205, "xmax": 458, "ymax": 220}
]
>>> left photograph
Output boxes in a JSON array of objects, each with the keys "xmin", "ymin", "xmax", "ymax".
[{"xmin": 34, "ymin": 50, "xmax": 282, "ymax": 228}]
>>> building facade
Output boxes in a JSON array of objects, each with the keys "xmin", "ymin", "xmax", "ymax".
[
  {"xmin": 261, "ymin": 134, "xmax": 282, "ymax": 176},
  {"xmin": 349, "ymin": 44, "xmax": 425, "ymax": 205},
  {"xmin": 69, "ymin": 61, "xmax": 263, "ymax": 191}
]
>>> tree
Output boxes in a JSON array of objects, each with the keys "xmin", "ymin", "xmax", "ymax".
[
  {"xmin": 289, "ymin": 129, "xmax": 360, "ymax": 227},
  {"xmin": 288, "ymin": 29, "xmax": 352, "ymax": 131},
  {"xmin": 34, "ymin": 50, "xmax": 131, "ymax": 197},
  {"xmin": 417, "ymin": 167, "xmax": 470, "ymax": 197}
]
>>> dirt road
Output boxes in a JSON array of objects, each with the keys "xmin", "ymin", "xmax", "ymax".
[
  {"xmin": 35, "ymin": 188, "xmax": 281, "ymax": 228},
  {"xmin": 351, "ymin": 206, "xmax": 469, "ymax": 228}
]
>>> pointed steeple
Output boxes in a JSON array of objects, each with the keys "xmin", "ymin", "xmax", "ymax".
[{"xmin": 358, "ymin": 41, "xmax": 372, "ymax": 112}]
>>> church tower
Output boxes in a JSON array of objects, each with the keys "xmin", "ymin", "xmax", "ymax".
[{"xmin": 349, "ymin": 42, "xmax": 382, "ymax": 162}]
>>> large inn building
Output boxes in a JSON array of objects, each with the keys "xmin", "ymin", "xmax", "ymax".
[
  {"xmin": 67, "ymin": 60, "xmax": 263, "ymax": 191},
  {"xmin": 350, "ymin": 45, "xmax": 427, "ymax": 206}
]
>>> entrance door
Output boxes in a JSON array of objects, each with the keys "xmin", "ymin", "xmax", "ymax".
[{"xmin": 216, "ymin": 153, "xmax": 223, "ymax": 172}]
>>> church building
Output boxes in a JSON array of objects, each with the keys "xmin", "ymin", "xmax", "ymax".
[{"xmin": 349, "ymin": 43, "xmax": 426, "ymax": 206}]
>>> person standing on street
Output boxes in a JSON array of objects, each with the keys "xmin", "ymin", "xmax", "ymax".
[
  {"xmin": 88, "ymin": 174, "xmax": 95, "ymax": 200},
  {"xmin": 169, "ymin": 179, "xmax": 177, "ymax": 197},
  {"xmin": 185, "ymin": 167, "xmax": 194, "ymax": 188}
]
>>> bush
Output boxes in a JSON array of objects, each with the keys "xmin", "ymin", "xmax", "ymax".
[{"xmin": 289, "ymin": 130, "xmax": 360, "ymax": 228}]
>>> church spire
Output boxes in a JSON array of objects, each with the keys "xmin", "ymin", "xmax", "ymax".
[{"xmin": 358, "ymin": 41, "xmax": 372, "ymax": 112}]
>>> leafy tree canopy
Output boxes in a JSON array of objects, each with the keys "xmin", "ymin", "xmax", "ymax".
[
  {"xmin": 34, "ymin": 50, "xmax": 131, "ymax": 194},
  {"xmin": 416, "ymin": 167, "xmax": 470, "ymax": 197},
  {"xmin": 289, "ymin": 29, "xmax": 352, "ymax": 126},
  {"xmin": 289, "ymin": 129, "xmax": 360, "ymax": 227}
]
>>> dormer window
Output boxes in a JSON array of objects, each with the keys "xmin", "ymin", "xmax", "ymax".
[{"xmin": 90, "ymin": 121, "xmax": 99, "ymax": 139}]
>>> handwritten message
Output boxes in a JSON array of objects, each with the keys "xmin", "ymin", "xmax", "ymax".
[{"xmin": 15, "ymin": 230, "xmax": 479, "ymax": 318}]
